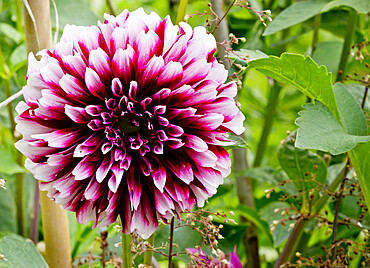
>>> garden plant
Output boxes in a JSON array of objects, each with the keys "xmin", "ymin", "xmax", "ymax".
[{"xmin": 0, "ymin": 0, "xmax": 369, "ymax": 267}]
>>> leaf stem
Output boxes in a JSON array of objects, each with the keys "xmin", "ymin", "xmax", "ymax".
[
  {"xmin": 336, "ymin": 11, "xmax": 357, "ymax": 82},
  {"xmin": 253, "ymin": 84, "xmax": 282, "ymax": 167},
  {"xmin": 175, "ymin": 0, "xmax": 188, "ymax": 24},
  {"xmin": 143, "ymin": 233, "xmax": 155, "ymax": 266},
  {"xmin": 168, "ymin": 218, "xmax": 175, "ymax": 268},
  {"xmin": 14, "ymin": 0, "xmax": 23, "ymax": 32}
]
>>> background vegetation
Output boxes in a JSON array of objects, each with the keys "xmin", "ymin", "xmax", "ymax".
[{"xmin": 0, "ymin": 0, "xmax": 369, "ymax": 267}]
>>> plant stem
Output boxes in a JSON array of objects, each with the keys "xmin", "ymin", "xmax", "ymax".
[
  {"xmin": 330, "ymin": 190, "xmax": 343, "ymax": 264},
  {"xmin": 274, "ymin": 163, "xmax": 349, "ymax": 268},
  {"xmin": 39, "ymin": 190, "xmax": 72, "ymax": 267},
  {"xmin": 120, "ymin": 216, "xmax": 132, "ymax": 268},
  {"xmin": 175, "ymin": 0, "xmax": 188, "ymax": 24},
  {"xmin": 143, "ymin": 233, "xmax": 155, "ymax": 266},
  {"xmin": 361, "ymin": 86, "xmax": 368, "ymax": 109},
  {"xmin": 336, "ymin": 11, "xmax": 357, "ymax": 82},
  {"xmin": 105, "ymin": 0, "xmax": 116, "ymax": 16},
  {"xmin": 310, "ymin": 14, "xmax": 321, "ymax": 56},
  {"xmin": 253, "ymin": 84, "xmax": 282, "ymax": 167},
  {"xmin": 14, "ymin": 0, "xmax": 23, "ymax": 32},
  {"xmin": 168, "ymin": 218, "xmax": 175, "ymax": 268},
  {"xmin": 30, "ymin": 184, "xmax": 40, "ymax": 243}
]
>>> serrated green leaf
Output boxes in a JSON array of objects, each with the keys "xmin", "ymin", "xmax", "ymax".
[
  {"xmin": 348, "ymin": 142, "xmax": 370, "ymax": 210},
  {"xmin": 235, "ymin": 204, "xmax": 274, "ymax": 246},
  {"xmin": 230, "ymin": 49, "xmax": 268, "ymax": 65},
  {"xmin": 295, "ymin": 102, "xmax": 370, "ymax": 155},
  {"xmin": 334, "ymin": 83, "xmax": 367, "ymax": 136},
  {"xmin": 247, "ymin": 53, "xmax": 340, "ymax": 120},
  {"xmin": 278, "ymin": 132, "xmax": 327, "ymax": 191},
  {"xmin": 226, "ymin": 134, "xmax": 249, "ymax": 149},
  {"xmin": 263, "ymin": 1, "xmax": 328, "ymax": 36},
  {"xmin": 0, "ymin": 235, "xmax": 48, "ymax": 268},
  {"xmin": 322, "ymin": 0, "xmax": 370, "ymax": 14}
]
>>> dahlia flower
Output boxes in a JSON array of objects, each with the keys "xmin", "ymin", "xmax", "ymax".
[
  {"xmin": 15, "ymin": 8, "xmax": 245, "ymax": 238},
  {"xmin": 186, "ymin": 247, "xmax": 242, "ymax": 268}
]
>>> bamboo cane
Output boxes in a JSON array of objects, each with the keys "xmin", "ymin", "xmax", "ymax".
[{"xmin": 23, "ymin": 0, "xmax": 72, "ymax": 267}]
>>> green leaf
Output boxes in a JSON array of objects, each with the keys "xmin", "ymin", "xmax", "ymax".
[
  {"xmin": 348, "ymin": 142, "xmax": 370, "ymax": 210},
  {"xmin": 322, "ymin": 0, "xmax": 370, "ymax": 14},
  {"xmin": 278, "ymin": 132, "xmax": 327, "ymax": 191},
  {"xmin": 263, "ymin": 1, "xmax": 328, "ymax": 36},
  {"xmin": 0, "ymin": 145, "xmax": 25, "ymax": 175},
  {"xmin": 226, "ymin": 134, "xmax": 249, "ymax": 149},
  {"xmin": 0, "ymin": 23, "xmax": 23, "ymax": 43},
  {"xmin": 0, "ymin": 235, "xmax": 48, "ymax": 268},
  {"xmin": 235, "ymin": 204, "xmax": 274, "ymax": 246},
  {"xmin": 295, "ymin": 102, "xmax": 370, "ymax": 155},
  {"xmin": 334, "ymin": 83, "xmax": 367, "ymax": 136},
  {"xmin": 247, "ymin": 53, "xmax": 340, "ymax": 120},
  {"xmin": 230, "ymin": 49, "xmax": 268, "ymax": 65}
]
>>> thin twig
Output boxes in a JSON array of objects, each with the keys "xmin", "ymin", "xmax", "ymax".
[
  {"xmin": 0, "ymin": 89, "xmax": 23, "ymax": 110},
  {"xmin": 210, "ymin": 0, "xmax": 236, "ymax": 34},
  {"xmin": 168, "ymin": 219, "xmax": 175, "ymax": 268}
]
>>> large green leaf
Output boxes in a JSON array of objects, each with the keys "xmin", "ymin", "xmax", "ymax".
[
  {"xmin": 235, "ymin": 204, "xmax": 274, "ymax": 246},
  {"xmin": 348, "ymin": 142, "xmax": 370, "ymax": 210},
  {"xmin": 0, "ymin": 235, "xmax": 48, "ymax": 268},
  {"xmin": 322, "ymin": 0, "xmax": 370, "ymax": 14},
  {"xmin": 295, "ymin": 102, "xmax": 370, "ymax": 155},
  {"xmin": 230, "ymin": 49, "xmax": 268, "ymax": 65},
  {"xmin": 263, "ymin": 1, "xmax": 328, "ymax": 36},
  {"xmin": 247, "ymin": 53, "xmax": 340, "ymax": 120},
  {"xmin": 278, "ymin": 132, "xmax": 327, "ymax": 191},
  {"xmin": 334, "ymin": 83, "xmax": 367, "ymax": 136}
]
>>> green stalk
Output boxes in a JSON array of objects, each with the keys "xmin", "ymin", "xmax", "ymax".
[
  {"xmin": 310, "ymin": 14, "xmax": 321, "ymax": 56},
  {"xmin": 274, "ymin": 163, "xmax": 348, "ymax": 267},
  {"xmin": 121, "ymin": 217, "xmax": 132, "ymax": 268},
  {"xmin": 14, "ymin": 0, "xmax": 23, "ymax": 32},
  {"xmin": 336, "ymin": 11, "xmax": 357, "ymax": 82},
  {"xmin": 176, "ymin": 0, "xmax": 188, "ymax": 24},
  {"xmin": 143, "ymin": 233, "xmax": 155, "ymax": 266},
  {"xmin": 253, "ymin": 84, "xmax": 282, "ymax": 167}
]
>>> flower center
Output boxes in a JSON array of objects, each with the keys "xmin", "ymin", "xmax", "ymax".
[{"xmin": 119, "ymin": 116, "xmax": 141, "ymax": 134}]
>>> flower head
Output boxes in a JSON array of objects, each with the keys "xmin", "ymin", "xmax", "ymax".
[
  {"xmin": 186, "ymin": 247, "xmax": 242, "ymax": 268},
  {"xmin": 15, "ymin": 9, "xmax": 245, "ymax": 238}
]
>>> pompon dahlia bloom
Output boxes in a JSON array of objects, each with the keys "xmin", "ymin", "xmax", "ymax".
[{"xmin": 15, "ymin": 9, "xmax": 245, "ymax": 238}]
